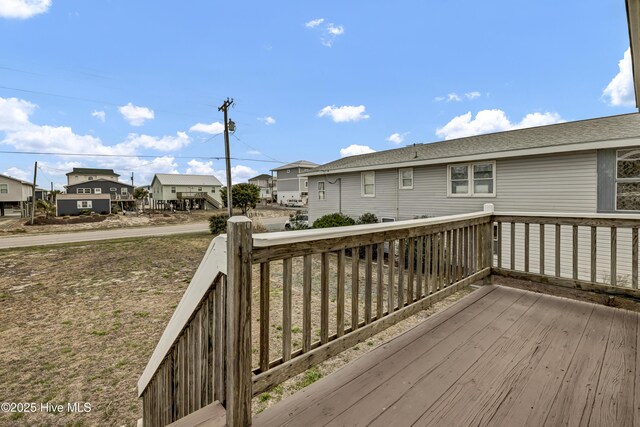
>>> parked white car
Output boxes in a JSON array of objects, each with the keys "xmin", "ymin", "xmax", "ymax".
[
  {"xmin": 284, "ymin": 199, "xmax": 304, "ymax": 207},
  {"xmin": 285, "ymin": 214, "xmax": 309, "ymax": 230}
]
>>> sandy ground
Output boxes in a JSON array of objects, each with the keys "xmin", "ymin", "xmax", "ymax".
[
  {"xmin": 0, "ymin": 232, "xmax": 472, "ymax": 426},
  {"xmin": 0, "ymin": 207, "xmax": 292, "ymax": 236}
]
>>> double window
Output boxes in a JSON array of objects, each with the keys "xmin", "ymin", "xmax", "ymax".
[
  {"xmin": 318, "ymin": 181, "xmax": 326, "ymax": 200},
  {"xmin": 361, "ymin": 171, "xmax": 375, "ymax": 197},
  {"xmin": 77, "ymin": 201, "xmax": 92, "ymax": 209},
  {"xmin": 616, "ymin": 149, "xmax": 640, "ymax": 211},
  {"xmin": 77, "ymin": 188, "xmax": 91, "ymax": 194},
  {"xmin": 447, "ymin": 162, "xmax": 496, "ymax": 197}
]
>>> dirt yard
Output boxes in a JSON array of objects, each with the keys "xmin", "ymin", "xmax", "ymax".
[
  {"xmin": 0, "ymin": 233, "xmax": 473, "ymax": 426},
  {"xmin": 0, "ymin": 206, "xmax": 290, "ymax": 236}
]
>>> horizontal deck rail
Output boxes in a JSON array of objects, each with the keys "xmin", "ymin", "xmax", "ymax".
[{"xmin": 139, "ymin": 207, "xmax": 640, "ymax": 426}]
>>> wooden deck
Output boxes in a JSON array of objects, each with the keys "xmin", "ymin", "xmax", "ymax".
[{"xmin": 254, "ymin": 284, "xmax": 639, "ymax": 427}]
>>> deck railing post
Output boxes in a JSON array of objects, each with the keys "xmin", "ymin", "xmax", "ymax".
[{"xmin": 226, "ymin": 216, "xmax": 253, "ymax": 426}]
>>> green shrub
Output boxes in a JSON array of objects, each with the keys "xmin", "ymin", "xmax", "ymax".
[
  {"xmin": 357, "ymin": 212, "xmax": 378, "ymax": 224},
  {"xmin": 209, "ymin": 214, "xmax": 229, "ymax": 235},
  {"xmin": 78, "ymin": 209, "xmax": 92, "ymax": 216},
  {"xmin": 312, "ymin": 213, "xmax": 355, "ymax": 229}
]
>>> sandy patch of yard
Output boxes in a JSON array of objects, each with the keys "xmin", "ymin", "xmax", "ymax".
[{"xmin": 0, "ymin": 232, "xmax": 473, "ymax": 426}]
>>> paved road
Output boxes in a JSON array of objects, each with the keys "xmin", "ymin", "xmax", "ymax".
[{"xmin": 0, "ymin": 216, "xmax": 289, "ymax": 249}]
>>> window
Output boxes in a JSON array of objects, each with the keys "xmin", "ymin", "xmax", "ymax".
[
  {"xmin": 616, "ymin": 149, "xmax": 640, "ymax": 210},
  {"xmin": 361, "ymin": 171, "xmax": 375, "ymax": 197},
  {"xmin": 447, "ymin": 162, "xmax": 495, "ymax": 197},
  {"xmin": 198, "ymin": 187, "xmax": 202, "ymax": 191},
  {"xmin": 77, "ymin": 188, "xmax": 90, "ymax": 194},
  {"xmin": 304, "ymin": 180, "xmax": 308, "ymax": 188},
  {"xmin": 318, "ymin": 181, "xmax": 325, "ymax": 200},
  {"xmin": 77, "ymin": 201, "xmax": 92, "ymax": 209},
  {"xmin": 399, "ymin": 168, "xmax": 413, "ymax": 189},
  {"xmin": 171, "ymin": 186, "xmax": 176, "ymax": 193},
  {"xmin": 286, "ymin": 169, "xmax": 291, "ymax": 174},
  {"xmin": 0, "ymin": 184, "xmax": 7, "ymax": 194},
  {"xmin": 121, "ymin": 188, "xmax": 128, "ymax": 195},
  {"xmin": 110, "ymin": 187, "xmax": 117, "ymax": 192},
  {"xmin": 211, "ymin": 187, "xmax": 215, "ymax": 193},
  {"xmin": 94, "ymin": 188, "xmax": 102, "ymax": 194}
]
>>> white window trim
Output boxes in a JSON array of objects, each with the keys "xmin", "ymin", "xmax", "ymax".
[
  {"xmin": 399, "ymin": 168, "xmax": 414, "ymax": 190},
  {"xmin": 447, "ymin": 161, "xmax": 496, "ymax": 198},
  {"xmin": 615, "ymin": 148, "xmax": 640, "ymax": 211},
  {"xmin": 171, "ymin": 186, "xmax": 176, "ymax": 193},
  {"xmin": 94, "ymin": 188, "xmax": 102, "ymax": 194},
  {"xmin": 317, "ymin": 181, "xmax": 326, "ymax": 200},
  {"xmin": 121, "ymin": 188, "xmax": 128, "ymax": 195},
  {"xmin": 77, "ymin": 200, "xmax": 93, "ymax": 209},
  {"xmin": 0, "ymin": 183, "xmax": 8, "ymax": 194},
  {"xmin": 361, "ymin": 171, "xmax": 376, "ymax": 197}
]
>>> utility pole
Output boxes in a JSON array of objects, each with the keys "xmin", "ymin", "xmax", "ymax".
[
  {"xmin": 218, "ymin": 97, "xmax": 234, "ymax": 217},
  {"xmin": 30, "ymin": 161, "xmax": 37, "ymax": 225},
  {"xmin": 131, "ymin": 172, "xmax": 134, "ymax": 187}
]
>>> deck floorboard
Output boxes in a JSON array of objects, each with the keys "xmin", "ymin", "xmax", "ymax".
[{"xmin": 253, "ymin": 285, "xmax": 639, "ymax": 427}]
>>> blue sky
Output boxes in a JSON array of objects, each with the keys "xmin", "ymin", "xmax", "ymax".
[{"xmin": 0, "ymin": 0, "xmax": 635, "ymax": 189}]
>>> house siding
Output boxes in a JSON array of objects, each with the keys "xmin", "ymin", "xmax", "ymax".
[
  {"xmin": 308, "ymin": 151, "xmax": 598, "ymax": 222},
  {"xmin": 67, "ymin": 180, "xmax": 133, "ymax": 198},
  {"xmin": 57, "ymin": 198, "xmax": 111, "ymax": 216},
  {"xmin": 0, "ymin": 176, "xmax": 30, "ymax": 203}
]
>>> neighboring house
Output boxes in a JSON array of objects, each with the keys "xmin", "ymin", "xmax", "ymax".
[
  {"xmin": 304, "ymin": 113, "xmax": 640, "ymax": 283},
  {"xmin": 60, "ymin": 179, "xmax": 135, "ymax": 215},
  {"xmin": 136, "ymin": 185, "xmax": 153, "ymax": 209},
  {"xmin": 66, "ymin": 168, "xmax": 120, "ymax": 186},
  {"xmin": 0, "ymin": 174, "xmax": 33, "ymax": 217},
  {"xmin": 151, "ymin": 174, "xmax": 223, "ymax": 210},
  {"xmin": 271, "ymin": 160, "xmax": 319, "ymax": 205},
  {"xmin": 56, "ymin": 194, "xmax": 112, "ymax": 216},
  {"xmin": 248, "ymin": 174, "xmax": 276, "ymax": 202}
]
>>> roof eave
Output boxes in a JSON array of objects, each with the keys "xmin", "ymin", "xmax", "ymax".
[{"xmin": 628, "ymin": 0, "xmax": 640, "ymax": 110}]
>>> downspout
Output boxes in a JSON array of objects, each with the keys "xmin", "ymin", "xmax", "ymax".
[{"xmin": 338, "ymin": 178, "xmax": 342, "ymax": 214}]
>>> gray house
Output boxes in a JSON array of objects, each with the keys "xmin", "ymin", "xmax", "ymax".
[
  {"xmin": 248, "ymin": 174, "xmax": 276, "ymax": 202},
  {"xmin": 61, "ymin": 179, "xmax": 135, "ymax": 214},
  {"xmin": 56, "ymin": 193, "xmax": 112, "ymax": 216},
  {"xmin": 304, "ymin": 113, "xmax": 640, "ymax": 283},
  {"xmin": 66, "ymin": 168, "xmax": 120, "ymax": 186},
  {"xmin": 271, "ymin": 160, "xmax": 318, "ymax": 205}
]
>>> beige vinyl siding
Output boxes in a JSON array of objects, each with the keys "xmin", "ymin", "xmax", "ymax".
[{"xmin": 308, "ymin": 151, "xmax": 598, "ymax": 222}]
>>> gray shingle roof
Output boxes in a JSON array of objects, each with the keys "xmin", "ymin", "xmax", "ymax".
[
  {"xmin": 66, "ymin": 168, "xmax": 119, "ymax": 176},
  {"xmin": 271, "ymin": 160, "xmax": 319, "ymax": 171},
  {"xmin": 153, "ymin": 174, "xmax": 223, "ymax": 186},
  {"xmin": 310, "ymin": 113, "xmax": 640, "ymax": 174}
]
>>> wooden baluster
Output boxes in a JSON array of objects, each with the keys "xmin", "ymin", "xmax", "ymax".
[
  {"xmin": 425, "ymin": 234, "xmax": 432, "ymax": 294},
  {"xmin": 463, "ymin": 227, "xmax": 469, "ymax": 278},
  {"xmin": 634, "ymin": 228, "xmax": 639, "ymax": 289},
  {"xmin": 539, "ymin": 224, "xmax": 545, "ymax": 275},
  {"xmin": 445, "ymin": 229, "xmax": 452, "ymax": 286},
  {"xmin": 259, "ymin": 262, "xmax": 270, "ymax": 372},
  {"xmin": 416, "ymin": 236, "xmax": 424, "ymax": 298},
  {"xmin": 351, "ymin": 247, "xmax": 359, "ymax": 331},
  {"xmin": 555, "ymin": 224, "xmax": 561, "ymax": 277},
  {"xmin": 497, "ymin": 222, "xmax": 502, "ymax": 269},
  {"xmin": 572, "ymin": 225, "xmax": 578, "ymax": 280},
  {"xmin": 303, "ymin": 254, "xmax": 312, "ymax": 352},
  {"xmin": 321, "ymin": 252, "xmax": 330, "ymax": 344},
  {"xmin": 337, "ymin": 250, "xmax": 345, "ymax": 337},
  {"xmin": 388, "ymin": 241, "xmax": 395, "ymax": 313},
  {"xmin": 457, "ymin": 228, "xmax": 463, "ymax": 280},
  {"xmin": 510, "ymin": 222, "xmax": 516, "ymax": 271},
  {"xmin": 611, "ymin": 226, "xmax": 617, "ymax": 286},
  {"xmin": 590, "ymin": 226, "xmax": 596, "ymax": 283},
  {"xmin": 524, "ymin": 223, "xmax": 530, "ymax": 273},
  {"xmin": 377, "ymin": 243, "xmax": 384, "ymax": 318},
  {"xmin": 282, "ymin": 258, "xmax": 292, "ymax": 361},
  {"xmin": 364, "ymin": 245, "xmax": 373, "ymax": 324},
  {"xmin": 439, "ymin": 231, "xmax": 445, "ymax": 289},
  {"xmin": 407, "ymin": 238, "xmax": 415, "ymax": 301},
  {"xmin": 398, "ymin": 239, "xmax": 405, "ymax": 308}
]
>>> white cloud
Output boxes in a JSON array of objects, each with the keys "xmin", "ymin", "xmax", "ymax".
[
  {"xmin": 91, "ymin": 110, "xmax": 106, "ymax": 122},
  {"xmin": 435, "ymin": 91, "xmax": 481, "ymax": 102},
  {"xmin": 230, "ymin": 165, "xmax": 257, "ymax": 183},
  {"xmin": 3, "ymin": 166, "xmax": 30, "ymax": 181},
  {"xmin": 387, "ymin": 132, "xmax": 410, "ymax": 145},
  {"xmin": 258, "ymin": 116, "xmax": 276, "ymax": 125},
  {"xmin": 305, "ymin": 18, "xmax": 324, "ymax": 28},
  {"xmin": 435, "ymin": 109, "xmax": 564, "ymax": 140},
  {"xmin": 318, "ymin": 105, "xmax": 369, "ymax": 123},
  {"xmin": 247, "ymin": 149, "xmax": 261, "ymax": 155},
  {"xmin": 123, "ymin": 131, "xmax": 190, "ymax": 152},
  {"xmin": 434, "ymin": 96, "xmax": 446, "ymax": 102},
  {"xmin": 0, "ymin": 0, "xmax": 51, "ymax": 19},
  {"xmin": 465, "ymin": 91, "xmax": 481, "ymax": 100},
  {"xmin": 189, "ymin": 121, "xmax": 225, "ymax": 134},
  {"xmin": 0, "ymin": 97, "xmax": 36, "ymax": 131},
  {"xmin": 447, "ymin": 93, "xmax": 462, "ymax": 102},
  {"xmin": 186, "ymin": 159, "xmax": 215, "ymax": 175},
  {"xmin": 321, "ymin": 23, "xmax": 344, "ymax": 47},
  {"xmin": 118, "ymin": 102, "xmax": 154, "ymax": 126},
  {"xmin": 339, "ymin": 144, "xmax": 376, "ymax": 158},
  {"xmin": 603, "ymin": 48, "xmax": 635, "ymax": 107}
]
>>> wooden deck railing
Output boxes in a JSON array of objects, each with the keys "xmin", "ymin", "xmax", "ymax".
[
  {"xmin": 493, "ymin": 212, "xmax": 640, "ymax": 298},
  {"xmin": 138, "ymin": 207, "xmax": 640, "ymax": 426}
]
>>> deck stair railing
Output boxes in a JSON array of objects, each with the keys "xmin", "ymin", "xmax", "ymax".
[{"xmin": 138, "ymin": 206, "xmax": 640, "ymax": 426}]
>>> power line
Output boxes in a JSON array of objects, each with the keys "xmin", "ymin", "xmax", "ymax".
[{"xmin": 0, "ymin": 150, "xmax": 285, "ymax": 164}]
